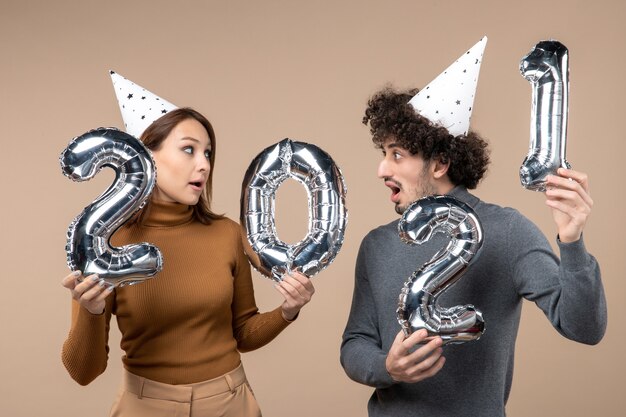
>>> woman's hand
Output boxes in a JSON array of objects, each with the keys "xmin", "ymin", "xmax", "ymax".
[
  {"xmin": 275, "ymin": 270, "xmax": 315, "ymax": 321},
  {"xmin": 61, "ymin": 271, "xmax": 114, "ymax": 315}
]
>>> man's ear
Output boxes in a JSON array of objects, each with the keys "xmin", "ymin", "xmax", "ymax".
[{"xmin": 431, "ymin": 155, "xmax": 450, "ymax": 179}]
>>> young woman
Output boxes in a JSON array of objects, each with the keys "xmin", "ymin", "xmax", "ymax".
[{"xmin": 61, "ymin": 108, "xmax": 315, "ymax": 417}]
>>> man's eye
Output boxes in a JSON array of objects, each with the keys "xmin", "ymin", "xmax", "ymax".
[{"xmin": 394, "ymin": 152, "xmax": 402, "ymax": 159}]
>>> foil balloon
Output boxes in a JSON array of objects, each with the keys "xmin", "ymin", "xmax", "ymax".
[
  {"xmin": 519, "ymin": 40, "xmax": 571, "ymax": 191},
  {"xmin": 397, "ymin": 195, "xmax": 484, "ymax": 345},
  {"xmin": 60, "ymin": 127, "xmax": 163, "ymax": 287},
  {"xmin": 240, "ymin": 138, "xmax": 347, "ymax": 281}
]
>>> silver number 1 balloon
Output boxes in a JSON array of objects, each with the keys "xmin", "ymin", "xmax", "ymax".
[
  {"xmin": 519, "ymin": 40, "xmax": 571, "ymax": 191},
  {"xmin": 397, "ymin": 195, "xmax": 484, "ymax": 345},
  {"xmin": 60, "ymin": 127, "xmax": 163, "ymax": 287},
  {"xmin": 240, "ymin": 138, "xmax": 348, "ymax": 281}
]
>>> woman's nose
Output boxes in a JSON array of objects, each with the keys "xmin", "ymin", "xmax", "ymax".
[{"xmin": 197, "ymin": 156, "xmax": 210, "ymax": 172}]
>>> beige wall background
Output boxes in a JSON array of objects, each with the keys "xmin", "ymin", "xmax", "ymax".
[{"xmin": 1, "ymin": 0, "xmax": 624, "ymax": 415}]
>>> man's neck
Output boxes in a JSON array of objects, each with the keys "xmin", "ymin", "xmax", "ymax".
[{"xmin": 434, "ymin": 179, "xmax": 455, "ymax": 195}]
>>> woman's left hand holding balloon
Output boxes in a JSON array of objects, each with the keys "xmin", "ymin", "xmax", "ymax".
[
  {"xmin": 61, "ymin": 271, "xmax": 114, "ymax": 315},
  {"xmin": 545, "ymin": 168, "xmax": 593, "ymax": 243},
  {"xmin": 275, "ymin": 271, "xmax": 315, "ymax": 321}
]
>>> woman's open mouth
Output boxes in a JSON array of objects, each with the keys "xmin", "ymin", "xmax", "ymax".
[{"xmin": 189, "ymin": 181, "xmax": 203, "ymax": 191}]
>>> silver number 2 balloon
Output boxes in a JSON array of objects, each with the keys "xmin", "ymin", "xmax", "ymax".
[
  {"xmin": 397, "ymin": 195, "xmax": 484, "ymax": 345},
  {"xmin": 519, "ymin": 40, "xmax": 571, "ymax": 191},
  {"xmin": 240, "ymin": 138, "xmax": 348, "ymax": 281},
  {"xmin": 60, "ymin": 128, "xmax": 163, "ymax": 287}
]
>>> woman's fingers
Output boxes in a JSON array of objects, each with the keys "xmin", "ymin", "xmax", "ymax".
[
  {"xmin": 71, "ymin": 275, "xmax": 99, "ymax": 299},
  {"xmin": 80, "ymin": 280, "xmax": 110, "ymax": 302},
  {"xmin": 277, "ymin": 271, "xmax": 315, "ymax": 321},
  {"xmin": 62, "ymin": 271, "xmax": 111, "ymax": 315},
  {"xmin": 281, "ymin": 271, "xmax": 315, "ymax": 300},
  {"xmin": 61, "ymin": 271, "xmax": 81, "ymax": 289}
]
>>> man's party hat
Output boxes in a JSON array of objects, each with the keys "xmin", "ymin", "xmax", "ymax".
[{"xmin": 408, "ymin": 36, "xmax": 487, "ymax": 136}]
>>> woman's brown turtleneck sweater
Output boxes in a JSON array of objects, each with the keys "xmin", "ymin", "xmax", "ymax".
[{"xmin": 62, "ymin": 200, "xmax": 291, "ymax": 385}]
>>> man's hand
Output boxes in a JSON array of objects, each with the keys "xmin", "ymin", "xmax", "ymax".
[
  {"xmin": 545, "ymin": 168, "xmax": 593, "ymax": 243},
  {"xmin": 385, "ymin": 329, "xmax": 445, "ymax": 383}
]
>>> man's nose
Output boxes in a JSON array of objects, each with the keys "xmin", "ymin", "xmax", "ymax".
[{"xmin": 377, "ymin": 158, "xmax": 390, "ymax": 179}]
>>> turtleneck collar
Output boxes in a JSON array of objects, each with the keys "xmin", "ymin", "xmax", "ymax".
[
  {"xmin": 142, "ymin": 200, "xmax": 194, "ymax": 227},
  {"xmin": 448, "ymin": 185, "xmax": 480, "ymax": 208}
]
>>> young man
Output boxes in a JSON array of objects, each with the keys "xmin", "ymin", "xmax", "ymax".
[{"xmin": 340, "ymin": 39, "xmax": 607, "ymax": 417}]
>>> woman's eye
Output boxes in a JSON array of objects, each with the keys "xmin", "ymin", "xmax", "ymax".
[
  {"xmin": 204, "ymin": 150, "xmax": 212, "ymax": 159},
  {"xmin": 183, "ymin": 146, "xmax": 193, "ymax": 155}
]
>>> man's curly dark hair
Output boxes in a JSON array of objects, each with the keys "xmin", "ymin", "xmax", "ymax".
[{"xmin": 362, "ymin": 86, "xmax": 490, "ymax": 189}]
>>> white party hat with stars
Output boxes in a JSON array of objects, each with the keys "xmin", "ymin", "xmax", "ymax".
[
  {"xmin": 408, "ymin": 36, "xmax": 487, "ymax": 137},
  {"xmin": 109, "ymin": 71, "xmax": 178, "ymax": 138}
]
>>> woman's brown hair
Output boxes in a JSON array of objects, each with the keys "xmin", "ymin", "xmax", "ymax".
[{"xmin": 131, "ymin": 107, "xmax": 223, "ymax": 225}]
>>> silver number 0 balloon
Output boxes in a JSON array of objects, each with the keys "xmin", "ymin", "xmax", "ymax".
[
  {"xmin": 60, "ymin": 128, "xmax": 163, "ymax": 287},
  {"xmin": 519, "ymin": 40, "xmax": 571, "ymax": 191},
  {"xmin": 397, "ymin": 195, "xmax": 484, "ymax": 345},
  {"xmin": 240, "ymin": 138, "xmax": 348, "ymax": 281}
]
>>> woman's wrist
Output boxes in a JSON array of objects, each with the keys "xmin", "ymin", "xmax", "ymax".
[{"xmin": 280, "ymin": 307, "xmax": 299, "ymax": 322}]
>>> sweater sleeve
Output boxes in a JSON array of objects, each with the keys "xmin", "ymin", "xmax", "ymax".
[
  {"xmin": 61, "ymin": 295, "xmax": 114, "ymax": 385},
  {"xmin": 231, "ymin": 224, "xmax": 291, "ymax": 352},
  {"xmin": 340, "ymin": 236, "xmax": 396, "ymax": 389},
  {"xmin": 509, "ymin": 212, "xmax": 607, "ymax": 344}
]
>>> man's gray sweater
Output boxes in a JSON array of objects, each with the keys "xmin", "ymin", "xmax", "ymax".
[{"xmin": 340, "ymin": 187, "xmax": 606, "ymax": 417}]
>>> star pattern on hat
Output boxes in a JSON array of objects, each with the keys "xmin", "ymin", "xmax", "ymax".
[
  {"xmin": 110, "ymin": 70, "xmax": 178, "ymax": 138},
  {"xmin": 408, "ymin": 36, "xmax": 487, "ymax": 137}
]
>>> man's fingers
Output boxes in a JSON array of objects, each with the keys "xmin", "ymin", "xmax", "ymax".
[
  {"xmin": 409, "ymin": 356, "xmax": 446, "ymax": 382},
  {"xmin": 556, "ymin": 168, "xmax": 589, "ymax": 190},
  {"xmin": 387, "ymin": 330, "xmax": 446, "ymax": 383},
  {"xmin": 406, "ymin": 336, "xmax": 443, "ymax": 364},
  {"xmin": 402, "ymin": 329, "xmax": 430, "ymax": 350},
  {"xmin": 547, "ymin": 182, "xmax": 594, "ymax": 209},
  {"xmin": 550, "ymin": 169, "xmax": 592, "ymax": 197},
  {"xmin": 407, "ymin": 346, "xmax": 443, "ymax": 373}
]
